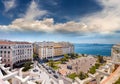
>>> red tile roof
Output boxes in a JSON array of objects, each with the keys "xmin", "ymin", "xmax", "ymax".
[{"xmin": 0, "ymin": 40, "xmax": 31, "ymax": 44}]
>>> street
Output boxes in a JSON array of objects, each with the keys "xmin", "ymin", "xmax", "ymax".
[{"xmin": 37, "ymin": 62, "xmax": 72, "ymax": 84}]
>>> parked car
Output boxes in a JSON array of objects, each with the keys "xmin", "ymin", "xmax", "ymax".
[
  {"xmin": 67, "ymin": 65, "xmax": 72, "ymax": 70},
  {"xmin": 52, "ymin": 70, "xmax": 55, "ymax": 73},
  {"xmin": 33, "ymin": 69, "xmax": 38, "ymax": 72},
  {"xmin": 48, "ymin": 70, "xmax": 52, "ymax": 74},
  {"xmin": 53, "ymin": 74, "xmax": 58, "ymax": 79}
]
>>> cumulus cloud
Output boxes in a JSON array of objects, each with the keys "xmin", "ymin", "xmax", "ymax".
[
  {"xmin": 0, "ymin": 0, "xmax": 120, "ymax": 35},
  {"xmin": 81, "ymin": 0, "xmax": 120, "ymax": 34},
  {"xmin": 0, "ymin": 18, "xmax": 87, "ymax": 34},
  {"xmin": 2, "ymin": 0, "xmax": 16, "ymax": 12}
]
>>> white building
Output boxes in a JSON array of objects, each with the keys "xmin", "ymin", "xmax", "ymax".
[
  {"xmin": 33, "ymin": 41, "xmax": 74, "ymax": 59},
  {"xmin": 0, "ymin": 40, "xmax": 33, "ymax": 68},
  {"xmin": 111, "ymin": 44, "xmax": 120, "ymax": 62}
]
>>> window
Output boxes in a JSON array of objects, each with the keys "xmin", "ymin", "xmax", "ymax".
[
  {"xmin": 4, "ymin": 51, "xmax": 6, "ymax": 53},
  {"xmin": 1, "ymin": 46, "xmax": 3, "ymax": 49},
  {"xmin": 8, "ymin": 51, "xmax": 10, "ymax": 54},
  {"xmin": 4, "ymin": 46, "xmax": 6, "ymax": 49}
]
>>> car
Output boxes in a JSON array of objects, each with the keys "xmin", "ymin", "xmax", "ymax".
[
  {"xmin": 45, "ymin": 67, "xmax": 48, "ymax": 70},
  {"xmin": 48, "ymin": 70, "xmax": 52, "ymax": 74},
  {"xmin": 49, "ymin": 67, "xmax": 52, "ymax": 69},
  {"xmin": 52, "ymin": 70, "xmax": 55, "ymax": 73},
  {"xmin": 53, "ymin": 74, "xmax": 59, "ymax": 79},
  {"xmin": 33, "ymin": 69, "xmax": 38, "ymax": 72}
]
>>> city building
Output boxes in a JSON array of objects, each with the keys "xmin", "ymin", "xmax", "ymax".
[
  {"xmin": 33, "ymin": 41, "xmax": 74, "ymax": 59},
  {"xmin": 111, "ymin": 44, "xmax": 120, "ymax": 62},
  {"xmin": 0, "ymin": 40, "xmax": 33, "ymax": 68}
]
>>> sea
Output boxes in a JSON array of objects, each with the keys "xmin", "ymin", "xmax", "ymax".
[{"xmin": 74, "ymin": 44, "xmax": 114, "ymax": 56}]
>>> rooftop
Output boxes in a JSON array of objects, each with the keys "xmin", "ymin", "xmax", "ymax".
[{"xmin": 0, "ymin": 40, "xmax": 31, "ymax": 45}]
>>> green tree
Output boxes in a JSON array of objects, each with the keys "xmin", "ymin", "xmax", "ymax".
[
  {"xmin": 97, "ymin": 55, "xmax": 104, "ymax": 63},
  {"xmin": 89, "ymin": 66, "xmax": 96, "ymax": 74},
  {"xmin": 60, "ymin": 58, "xmax": 66, "ymax": 64},
  {"xmin": 82, "ymin": 54, "xmax": 85, "ymax": 57},
  {"xmin": 76, "ymin": 53, "xmax": 78, "ymax": 56},
  {"xmin": 64, "ymin": 54, "xmax": 69, "ymax": 59},
  {"xmin": 67, "ymin": 73, "xmax": 77, "ymax": 80},
  {"xmin": 33, "ymin": 54, "xmax": 38, "ymax": 60},
  {"xmin": 48, "ymin": 60, "xmax": 54, "ymax": 67},
  {"xmin": 70, "ymin": 53, "xmax": 76, "ymax": 59},
  {"xmin": 88, "ymin": 63, "xmax": 100, "ymax": 74},
  {"xmin": 22, "ymin": 61, "xmax": 32, "ymax": 72},
  {"xmin": 78, "ymin": 72, "xmax": 88, "ymax": 80}
]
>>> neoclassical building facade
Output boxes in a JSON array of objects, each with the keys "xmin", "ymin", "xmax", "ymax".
[{"xmin": 0, "ymin": 40, "xmax": 33, "ymax": 68}]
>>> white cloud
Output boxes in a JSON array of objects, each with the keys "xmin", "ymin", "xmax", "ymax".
[
  {"xmin": 0, "ymin": 18, "xmax": 87, "ymax": 33},
  {"xmin": 3, "ymin": 0, "xmax": 16, "ymax": 12},
  {"xmin": 0, "ymin": 0, "xmax": 120, "ymax": 35},
  {"xmin": 80, "ymin": 0, "xmax": 120, "ymax": 34},
  {"xmin": 24, "ymin": 0, "xmax": 47, "ymax": 20}
]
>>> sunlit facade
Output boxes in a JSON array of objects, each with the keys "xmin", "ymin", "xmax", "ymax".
[
  {"xmin": 112, "ymin": 44, "xmax": 120, "ymax": 62},
  {"xmin": 0, "ymin": 40, "xmax": 33, "ymax": 67},
  {"xmin": 33, "ymin": 41, "xmax": 74, "ymax": 59}
]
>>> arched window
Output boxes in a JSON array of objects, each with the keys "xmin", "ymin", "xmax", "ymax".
[{"xmin": 4, "ymin": 46, "xmax": 6, "ymax": 49}]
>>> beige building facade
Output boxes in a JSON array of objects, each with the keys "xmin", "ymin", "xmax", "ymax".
[
  {"xmin": 33, "ymin": 41, "xmax": 74, "ymax": 59},
  {"xmin": 111, "ymin": 44, "xmax": 120, "ymax": 62}
]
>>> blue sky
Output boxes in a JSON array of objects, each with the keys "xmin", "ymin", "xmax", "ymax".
[{"xmin": 0, "ymin": 0, "xmax": 120, "ymax": 44}]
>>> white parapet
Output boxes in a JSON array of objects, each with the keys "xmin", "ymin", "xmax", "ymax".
[
  {"xmin": 88, "ymin": 73, "xmax": 96, "ymax": 78},
  {"xmin": 96, "ymin": 69, "xmax": 110, "ymax": 76},
  {"xmin": 59, "ymin": 80, "xmax": 64, "ymax": 84},
  {"xmin": 42, "ymin": 80, "xmax": 46, "ymax": 84},
  {"xmin": 72, "ymin": 82, "xmax": 78, "ymax": 84},
  {"xmin": 110, "ymin": 61, "xmax": 120, "ymax": 65},
  {"xmin": 75, "ymin": 77, "xmax": 82, "ymax": 84},
  {"xmin": 2, "ymin": 71, "xmax": 18, "ymax": 81}
]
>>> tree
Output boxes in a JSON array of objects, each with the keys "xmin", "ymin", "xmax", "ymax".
[
  {"xmin": 97, "ymin": 55, "xmax": 104, "ymax": 63},
  {"xmin": 88, "ymin": 63, "xmax": 100, "ymax": 74},
  {"xmin": 64, "ymin": 54, "xmax": 69, "ymax": 59},
  {"xmin": 22, "ymin": 61, "xmax": 32, "ymax": 72},
  {"xmin": 89, "ymin": 66, "xmax": 96, "ymax": 74},
  {"xmin": 60, "ymin": 58, "xmax": 66, "ymax": 64},
  {"xmin": 76, "ymin": 53, "xmax": 78, "ymax": 56},
  {"xmin": 48, "ymin": 60, "xmax": 54, "ymax": 67},
  {"xmin": 70, "ymin": 53, "xmax": 76, "ymax": 59},
  {"xmin": 33, "ymin": 54, "xmax": 38, "ymax": 60},
  {"xmin": 78, "ymin": 72, "xmax": 88, "ymax": 80},
  {"xmin": 82, "ymin": 54, "xmax": 85, "ymax": 57},
  {"xmin": 67, "ymin": 73, "xmax": 77, "ymax": 80}
]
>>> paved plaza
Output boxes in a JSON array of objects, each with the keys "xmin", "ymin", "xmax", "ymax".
[{"xmin": 59, "ymin": 56, "xmax": 97, "ymax": 74}]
